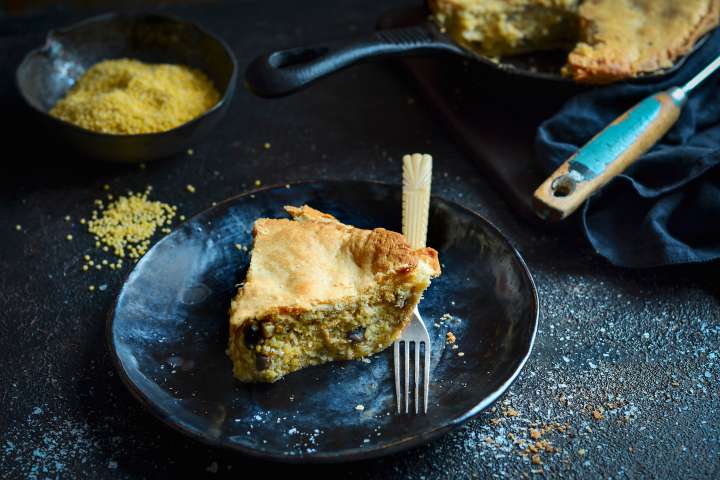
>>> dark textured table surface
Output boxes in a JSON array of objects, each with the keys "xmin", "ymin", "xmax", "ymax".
[{"xmin": 1, "ymin": 1, "xmax": 719, "ymax": 478}]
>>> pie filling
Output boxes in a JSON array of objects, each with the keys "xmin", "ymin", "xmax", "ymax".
[
  {"xmin": 436, "ymin": 3, "xmax": 579, "ymax": 58},
  {"xmin": 228, "ymin": 270, "xmax": 431, "ymax": 383}
]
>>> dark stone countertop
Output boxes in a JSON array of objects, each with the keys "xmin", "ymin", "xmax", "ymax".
[{"xmin": 1, "ymin": 1, "xmax": 718, "ymax": 478}]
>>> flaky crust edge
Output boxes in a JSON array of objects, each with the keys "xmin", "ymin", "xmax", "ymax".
[{"xmin": 228, "ymin": 205, "xmax": 441, "ymax": 325}]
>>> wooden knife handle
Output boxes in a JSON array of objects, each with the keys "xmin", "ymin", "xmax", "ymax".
[
  {"xmin": 533, "ymin": 88, "xmax": 686, "ymax": 221},
  {"xmin": 402, "ymin": 153, "xmax": 432, "ymax": 249}
]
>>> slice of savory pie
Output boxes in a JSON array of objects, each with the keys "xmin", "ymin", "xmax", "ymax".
[
  {"xmin": 228, "ymin": 205, "xmax": 441, "ymax": 383},
  {"xmin": 429, "ymin": 0, "xmax": 720, "ymax": 83}
]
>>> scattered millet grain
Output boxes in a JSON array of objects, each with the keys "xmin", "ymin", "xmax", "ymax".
[
  {"xmin": 87, "ymin": 187, "xmax": 175, "ymax": 259},
  {"xmin": 186, "ymin": 184, "xmax": 196, "ymax": 193}
]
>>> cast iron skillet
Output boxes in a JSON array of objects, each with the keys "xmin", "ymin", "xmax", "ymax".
[
  {"xmin": 16, "ymin": 13, "xmax": 238, "ymax": 163},
  {"xmin": 246, "ymin": 6, "xmax": 705, "ymax": 98},
  {"xmin": 108, "ymin": 180, "xmax": 539, "ymax": 462}
]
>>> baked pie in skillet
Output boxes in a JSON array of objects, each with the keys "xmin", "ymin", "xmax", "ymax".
[{"xmin": 429, "ymin": 0, "xmax": 720, "ymax": 83}]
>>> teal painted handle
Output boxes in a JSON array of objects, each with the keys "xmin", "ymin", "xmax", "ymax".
[{"xmin": 534, "ymin": 87, "xmax": 686, "ymax": 221}]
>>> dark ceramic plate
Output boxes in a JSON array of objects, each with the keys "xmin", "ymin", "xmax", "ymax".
[
  {"xmin": 108, "ymin": 181, "xmax": 538, "ymax": 462},
  {"xmin": 16, "ymin": 13, "xmax": 237, "ymax": 163}
]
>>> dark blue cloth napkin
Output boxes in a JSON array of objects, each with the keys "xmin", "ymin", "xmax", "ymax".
[{"xmin": 536, "ymin": 29, "xmax": 720, "ymax": 268}]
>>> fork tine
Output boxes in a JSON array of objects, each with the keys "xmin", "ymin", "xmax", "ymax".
[
  {"xmin": 394, "ymin": 341, "xmax": 401, "ymax": 414},
  {"xmin": 404, "ymin": 340, "xmax": 410, "ymax": 414},
  {"xmin": 423, "ymin": 341, "xmax": 430, "ymax": 413},
  {"xmin": 414, "ymin": 341, "xmax": 420, "ymax": 414}
]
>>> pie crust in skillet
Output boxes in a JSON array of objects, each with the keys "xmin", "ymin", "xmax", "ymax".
[{"xmin": 429, "ymin": 0, "xmax": 720, "ymax": 83}]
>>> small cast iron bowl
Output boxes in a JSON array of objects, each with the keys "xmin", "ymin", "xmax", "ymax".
[{"xmin": 16, "ymin": 13, "xmax": 238, "ymax": 163}]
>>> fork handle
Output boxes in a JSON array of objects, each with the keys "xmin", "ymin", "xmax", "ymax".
[{"xmin": 402, "ymin": 153, "xmax": 433, "ymax": 249}]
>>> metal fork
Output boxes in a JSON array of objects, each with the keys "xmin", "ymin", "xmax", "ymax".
[
  {"xmin": 394, "ymin": 307, "xmax": 431, "ymax": 413},
  {"xmin": 395, "ymin": 153, "xmax": 433, "ymax": 414}
]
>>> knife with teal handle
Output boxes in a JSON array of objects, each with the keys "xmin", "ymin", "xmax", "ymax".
[{"xmin": 534, "ymin": 54, "xmax": 720, "ymax": 221}]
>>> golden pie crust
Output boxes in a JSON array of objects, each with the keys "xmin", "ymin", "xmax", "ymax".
[{"xmin": 566, "ymin": 0, "xmax": 720, "ymax": 83}]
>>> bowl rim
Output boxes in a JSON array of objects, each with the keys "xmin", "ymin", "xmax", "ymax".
[
  {"xmin": 15, "ymin": 11, "xmax": 239, "ymax": 139},
  {"xmin": 105, "ymin": 179, "xmax": 540, "ymax": 464}
]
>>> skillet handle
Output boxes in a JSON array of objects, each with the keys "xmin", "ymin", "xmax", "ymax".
[
  {"xmin": 533, "ymin": 88, "xmax": 685, "ymax": 221},
  {"xmin": 245, "ymin": 24, "xmax": 460, "ymax": 98}
]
